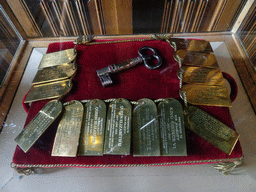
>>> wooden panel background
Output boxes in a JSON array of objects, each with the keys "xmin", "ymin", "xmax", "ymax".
[
  {"xmin": 5, "ymin": 0, "xmax": 247, "ymax": 37},
  {"xmin": 237, "ymin": 1, "xmax": 256, "ymax": 69}
]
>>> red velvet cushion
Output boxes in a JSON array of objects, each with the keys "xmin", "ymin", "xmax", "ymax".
[{"xmin": 13, "ymin": 39, "xmax": 243, "ymax": 168}]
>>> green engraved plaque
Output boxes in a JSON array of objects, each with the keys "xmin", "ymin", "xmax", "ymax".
[
  {"xmin": 52, "ymin": 100, "xmax": 84, "ymax": 157},
  {"xmin": 78, "ymin": 99, "xmax": 106, "ymax": 156},
  {"xmin": 133, "ymin": 98, "xmax": 160, "ymax": 156},
  {"xmin": 24, "ymin": 79, "xmax": 72, "ymax": 103},
  {"xmin": 38, "ymin": 48, "xmax": 77, "ymax": 69},
  {"xmin": 32, "ymin": 62, "xmax": 77, "ymax": 85},
  {"xmin": 15, "ymin": 100, "xmax": 62, "ymax": 153},
  {"xmin": 158, "ymin": 99, "xmax": 187, "ymax": 156},
  {"xmin": 184, "ymin": 106, "xmax": 239, "ymax": 155},
  {"xmin": 104, "ymin": 98, "xmax": 132, "ymax": 155}
]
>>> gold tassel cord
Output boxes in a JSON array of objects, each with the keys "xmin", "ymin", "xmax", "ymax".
[{"xmin": 213, "ymin": 159, "xmax": 243, "ymax": 175}]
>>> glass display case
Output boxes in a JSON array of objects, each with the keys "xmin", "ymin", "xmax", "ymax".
[
  {"xmin": 1, "ymin": 1, "xmax": 255, "ymax": 126},
  {"xmin": 0, "ymin": 0, "xmax": 255, "ymax": 191}
]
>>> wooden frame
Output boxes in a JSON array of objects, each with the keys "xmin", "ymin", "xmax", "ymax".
[{"xmin": 0, "ymin": 32, "xmax": 255, "ymax": 131}]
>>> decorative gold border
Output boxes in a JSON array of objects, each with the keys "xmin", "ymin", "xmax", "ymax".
[{"xmin": 11, "ymin": 156, "xmax": 243, "ymax": 168}]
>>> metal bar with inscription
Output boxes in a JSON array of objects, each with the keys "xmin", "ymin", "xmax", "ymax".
[
  {"xmin": 184, "ymin": 106, "xmax": 239, "ymax": 155},
  {"xmin": 38, "ymin": 48, "xmax": 77, "ymax": 69},
  {"xmin": 170, "ymin": 38, "xmax": 213, "ymax": 52},
  {"xmin": 176, "ymin": 50, "xmax": 219, "ymax": 68},
  {"xmin": 180, "ymin": 84, "xmax": 232, "ymax": 107},
  {"xmin": 24, "ymin": 79, "xmax": 72, "ymax": 103},
  {"xmin": 104, "ymin": 98, "xmax": 132, "ymax": 155},
  {"xmin": 78, "ymin": 99, "xmax": 106, "ymax": 156},
  {"xmin": 158, "ymin": 99, "xmax": 187, "ymax": 156},
  {"xmin": 133, "ymin": 98, "xmax": 160, "ymax": 156},
  {"xmin": 32, "ymin": 62, "xmax": 77, "ymax": 85},
  {"xmin": 15, "ymin": 100, "xmax": 62, "ymax": 153},
  {"xmin": 177, "ymin": 66, "xmax": 225, "ymax": 86},
  {"xmin": 52, "ymin": 100, "xmax": 84, "ymax": 157}
]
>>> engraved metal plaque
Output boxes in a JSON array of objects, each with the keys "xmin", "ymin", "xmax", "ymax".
[
  {"xmin": 104, "ymin": 98, "xmax": 132, "ymax": 155},
  {"xmin": 176, "ymin": 50, "xmax": 219, "ymax": 68},
  {"xmin": 15, "ymin": 100, "xmax": 62, "ymax": 153},
  {"xmin": 32, "ymin": 62, "xmax": 77, "ymax": 85},
  {"xmin": 133, "ymin": 98, "xmax": 160, "ymax": 156},
  {"xmin": 180, "ymin": 84, "xmax": 231, "ymax": 107},
  {"xmin": 52, "ymin": 100, "xmax": 84, "ymax": 157},
  {"xmin": 38, "ymin": 48, "xmax": 77, "ymax": 69},
  {"xmin": 158, "ymin": 99, "xmax": 187, "ymax": 156},
  {"xmin": 184, "ymin": 106, "xmax": 239, "ymax": 155},
  {"xmin": 78, "ymin": 99, "xmax": 106, "ymax": 156},
  {"xmin": 24, "ymin": 79, "xmax": 72, "ymax": 103},
  {"xmin": 178, "ymin": 66, "xmax": 225, "ymax": 86},
  {"xmin": 171, "ymin": 38, "xmax": 213, "ymax": 52}
]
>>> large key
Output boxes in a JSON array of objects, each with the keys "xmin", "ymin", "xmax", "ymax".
[{"xmin": 97, "ymin": 46, "xmax": 162, "ymax": 87}]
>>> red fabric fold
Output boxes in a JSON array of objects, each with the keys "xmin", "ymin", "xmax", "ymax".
[{"xmin": 13, "ymin": 39, "xmax": 243, "ymax": 168}]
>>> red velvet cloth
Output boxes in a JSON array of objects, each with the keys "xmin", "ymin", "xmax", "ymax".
[{"xmin": 13, "ymin": 39, "xmax": 243, "ymax": 168}]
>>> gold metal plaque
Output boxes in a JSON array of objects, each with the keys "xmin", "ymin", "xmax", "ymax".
[
  {"xmin": 171, "ymin": 38, "xmax": 213, "ymax": 52},
  {"xmin": 24, "ymin": 79, "xmax": 72, "ymax": 103},
  {"xmin": 176, "ymin": 50, "xmax": 219, "ymax": 68},
  {"xmin": 104, "ymin": 98, "xmax": 132, "ymax": 155},
  {"xmin": 187, "ymin": 40, "xmax": 212, "ymax": 52},
  {"xmin": 32, "ymin": 62, "xmax": 77, "ymax": 85},
  {"xmin": 14, "ymin": 100, "xmax": 62, "ymax": 153},
  {"xmin": 180, "ymin": 84, "xmax": 231, "ymax": 107},
  {"xmin": 38, "ymin": 48, "xmax": 77, "ymax": 69},
  {"xmin": 52, "ymin": 100, "xmax": 84, "ymax": 157},
  {"xmin": 178, "ymin": 66, "xmax": 225, "ymax": 86},
  {"xmin": 133, "ymin": 98, "xmax": 160, "ymax": 156},
  {"xmin": 184, "ymin": 106, "xmax": 239, "ymax": 155},
  {"xmin": 78, "ymin": 99, "xmax": 106, "ymax": 156},
  {"xmin": 158, "ymin": 99, "xmax": 187, "ymax": 156}
]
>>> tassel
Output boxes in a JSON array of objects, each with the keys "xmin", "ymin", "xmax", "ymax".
[
  {"xmin": 213, "ymin": 160, "xmax": 243, "ymax": 175},
  {"xmin": 11, "ymin": 163, "xmax": 34, "ymax": 175}
]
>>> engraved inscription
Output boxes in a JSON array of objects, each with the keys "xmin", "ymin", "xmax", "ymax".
[
  {"xmin": 24, "ymin": 79, "xmax": 72, "ymax": 103},
  {"xmin": 133, "ymin": 98, "xmax": 160, "ymax": 156},
  {"xmin": 78, "ymin": 100, "xmax": 106, "ymax": 156},
  {"xmin": 184, "ymin": 106, "xmax": 239, "ymax": 155},
  {"xmin": 39, "ymin": 49, "xmax": 76, "ymax": 69},
  {"xmin": 181, "ymin": 84, "xmax": 231, "ymax": 107},
  {"xmin": 104, "ymin": 99, "xmax": 131, "ymax": 155},
  {"xmin": 181, "ymin": 66, "xmax": 224, "ymax": 85},
  {"xmin": 32, "ymin": 63, "xmax": 76, "ymax": 85},
  {"xmin": 15, "ymin": 100, "xmax": 62, "ymax": 153},
  {"xmin": 158, "ymin": 99, "xmax": 187, "ymax": 156},
  {"xmin": 52, "ymin": 101, "xmax": 83, "ymax": 157}
]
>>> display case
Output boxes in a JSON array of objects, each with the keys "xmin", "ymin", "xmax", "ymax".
[{"xmin": 0, "ymin": 0, "xmax": 256, "ymax": 191}]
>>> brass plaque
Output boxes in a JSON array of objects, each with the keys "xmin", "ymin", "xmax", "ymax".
[
  {"xmin": 133, "ymin": 98, "xmax": 160, "ymax": 156},
  {"xmin": 24, "ymin": 79, "xmax": 72, "ymax": 103},
  {"xmin": 178, "ymin": 66, "xmax": 225, "ymax": 86},
  {"xmin": 52, "ymin": 100, "xmax": 84, "ymax": 157},
  {"xmin": 176, "ymin": 50, "xmax": 219, "ymax": 68},
  {"xmin": 78, "ymin": 99, "xmax": 106, "ymax": 156},
  {"xmin": 180, "ymin": 84, "xmax": 231, "ymax": 107},
  {"xmin": 14, "ymin": 100, "xmax": 62, "ymax": 153},
  {"xmin": 104, "ymin": 98, "xmax": 132, "ymax": 155},
  {"xmin": 38, "ymin": 48, "xmax": 77, "ymax": 69},
  {"xmin": 32, "ymin": 62, "xmax": 77, "ymax": 85},
  {"xmin": 171, "ymin": 38, "xmax": 213, "ymax": 52},
  {"xmin": 184, "ymin": 106, "xmax": 239, "ymax": 155},
  {"xmin": 158, "ymin": 99, "xmax": 187, "ymax": 156}
]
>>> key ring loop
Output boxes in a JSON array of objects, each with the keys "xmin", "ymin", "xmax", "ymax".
[{"xmin": 138, "ymin": 46, "xmax": 162, "ymax": 70}]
